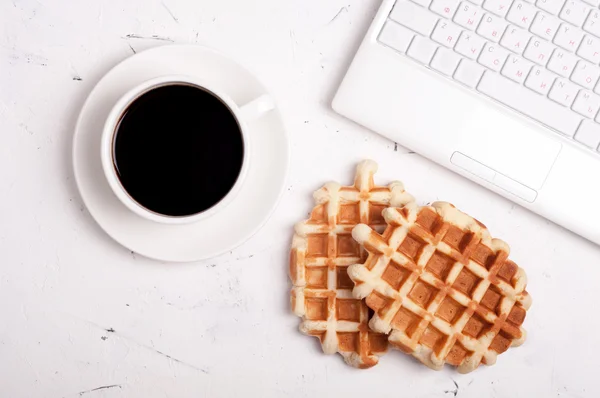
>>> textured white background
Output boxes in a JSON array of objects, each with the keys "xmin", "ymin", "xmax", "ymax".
[{"xmin": 1, "ymin": 0, "xmax": 600, "ymax": 397}]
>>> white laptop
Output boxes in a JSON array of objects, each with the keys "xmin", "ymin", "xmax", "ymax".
[{"xmin": 333, "ymin": 0, "xmax": 600, "ymax": 244}]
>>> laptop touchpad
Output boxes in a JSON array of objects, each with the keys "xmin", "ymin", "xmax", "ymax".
[{"xmin": 456, "ymin": 113, "xmax": 562, "ymax": 190}]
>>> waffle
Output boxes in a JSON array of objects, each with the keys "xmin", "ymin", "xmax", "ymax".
[
  {"xmin": 348, "ymin": 202, "xmax": 532, "ymax": 373},
  {"xmin": 289, "ymin": 160, "xmax": 414, "ymax": 368}
]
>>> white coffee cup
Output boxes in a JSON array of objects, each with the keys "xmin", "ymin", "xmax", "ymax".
[{"xmin": 100, "ymin": 75, "xmax": 274, "ymax": 225}]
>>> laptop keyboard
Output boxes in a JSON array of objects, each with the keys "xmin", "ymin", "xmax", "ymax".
[{"xmin": 379, "ymin": 0, "xmax": 600, "ymax": 152}]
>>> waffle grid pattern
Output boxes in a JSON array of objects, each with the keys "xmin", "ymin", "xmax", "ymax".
[
  {"xmin": 289, "ymin": 160, "xmax": 414, "ymax": 368},
  {"xmin": 349, "ymin": 202, "xmax": 532, "ymax": 373}
]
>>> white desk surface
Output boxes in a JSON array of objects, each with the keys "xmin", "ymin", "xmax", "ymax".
[{"xmin": 1, "ymin": 0, "xmax": 599, "ymax": 397}]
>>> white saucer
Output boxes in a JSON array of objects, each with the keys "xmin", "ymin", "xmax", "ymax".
[{"xmin": 73, "ymin": 45, "xmax": 289, "ymax": 262}]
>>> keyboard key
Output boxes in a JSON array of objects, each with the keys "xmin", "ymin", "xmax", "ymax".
[
  {"xmin": 575, "ymin": 119, "xmax": 600, "ymax": 147},
  {"xmin": 572, "ymin": 90, "xmax": 600, "ymax": 118},
  {"xmin": 525, "ymin": 65, "xmax": 557, "ymax": 94},
  {"xmin": 390, "ymin": 1, "xmax": 440, "ymax": 36},
  {"xmin": 502, "ymin": 54, "xmax": 534, "ymax": 83},
  {"xmin": 430, "ymin": 47, "xmax": 462, "ymax": 75},
  {"xmin": 430, "ymin": 0, "xmax": 461, "ymax": 18},
  {"xmin": 549, "ymin": 78, "xmax": 580, "ymax": 106},
  {"xmin": 455, "ymin": 30, "xmax": 486, "ymax": 58},
  {"xmin": 582, "ymin": 0, "xmax": 600, "ymax": 6},
  {"xmin": 506, "ymin": 0, "xmax": 536, "ymax": 28},
  {"xmin": 477, "ymin": 71, "xmax": 582, "ymax": 136},
  {"xmin": 595, "ymin": 80, "xmax": 600, "ymax": 95},
  {"xmin": 477, "ymin": 13, "xmax": 508, "ymax": 41},
  {"xmin": 536, "ymin": 0, "xmax": 565, "ymax": 15},
  {"xmin": 453, "ymin": 2, "xmax": 484, "ymax": 29},
  {"xmin": 454, "ymin": 58, "xmax": 486, "ymax": 86},
  {"xmin": 478, "ymin": 42, "xmax": 510, "ymax": 70},
  {"xmin": 483, "ymin": 0, "xmax": 514, "ymax": 17},
  {"xmin": 547, "ymin": 49, "xmax": 578, "ymax": 76},
  {"xmin": 530, "ymin": 12, "xmax": 560, "ymax": 40},
  {"xmin": 500, "ymin": 25, "xmax": 532, "ymax": 54},
  {"xmin": 432, "ymin": 20, "xmax": 463, "ymax": 48},
  {"xmin": 577, "ymin": 35, "xmax": 600, "ymax": 64},
  {"xmin": 378, "ymin": 21, "xmax": 415, "ymax": 53},
  {"xmin": 554, "ymin": 23, "xmax": 584, "ymax": 51},
  {"xmin": 412, "ymin": 0, "xmax": 433, "ymax": 7},
  {"xmin": 407, "ymin": 35, "xmax": 439, "ymax": 64},
  {"xmin": 523, "ymin": 38, "xmax": 555, "ymax": 65},
  {"xmin": 594, "ymin": 82, "xmax": 600, "ymax": 94},
  {"xmin": 571, "ymin": 60, "xmax": 600, "ymax": 89},
  {"xmin": 559, "ymin": 0, "xmax": 589, "ymax": 27},
  {"xmin": 583, "ymin": 10, "xmax": 600, "ymax": 37}
]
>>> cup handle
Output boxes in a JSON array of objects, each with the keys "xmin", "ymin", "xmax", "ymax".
[{"xmin": 239, "ymin": 94, "xmax": 275, "ymax": 121}]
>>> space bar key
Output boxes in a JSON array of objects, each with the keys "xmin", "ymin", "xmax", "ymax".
[{"xmin": 477, "ymin": 72, "xmax": 581, "ymax": 137}]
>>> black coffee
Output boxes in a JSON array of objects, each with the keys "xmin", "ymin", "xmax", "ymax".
[{"xmin": 113, "ymin": 84, "xmax": 244, "ymax": 217}]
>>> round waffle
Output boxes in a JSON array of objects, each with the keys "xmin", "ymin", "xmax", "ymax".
[
  {"xmin": 348, "ymin": 201, "xmax": 532, "ymax": 373},
  {"xmin": 289, "ymin": 160, "xmax": 414, "ymax": 368}
]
